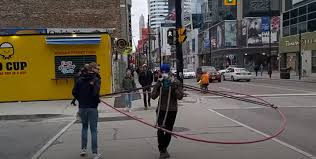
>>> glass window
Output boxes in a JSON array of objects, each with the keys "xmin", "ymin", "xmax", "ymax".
[
  {"xmin": 298, "ymin": 22, "xmax": 307, "ymax": 33},
  {"xmin": 283, "ymin": 27, "xmax": 290, "ymax": 37},
  {"xmin": 290, "ymin": 9, "xmax": 298, "ymax": 18},
  {"xmin": 308, "ymin": 12, "xmax": 316, "ymax": 20},
  {"xmin": 291, "ymin": 18, "xmax": 298, "ymax": 25},
  {"xmin": 283, "ymin": 12, "xmax": 290, "ymax": 21},
  {"xmin": 308, "ymin": 2, "xmax": 316, "ymax": 12},
  {"xmin": 299, "ymin": 6, "xmax": 307, "ymax": 15},
  {"xmin": 299, "ymin": 15, "xmax": 307, "ymax": 22},
  {"xmin": 312, "ymin": 51, "xmax": 316, "ymax": 73},
  {"xmin": 283, "ymin": 20, "xmax": 290, "ymax": 26},
  {"xmin": 290, "ymin": 24, "xmax": 298, "ymax": 35},
  {"xmin": 308, "ymin": 19, "xmax": 316, "ymax": 32}
]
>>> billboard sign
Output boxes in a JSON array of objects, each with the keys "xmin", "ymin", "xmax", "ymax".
[{"xmin": 224, "ymin": 21, "xmax": 237, "ymax": 47}]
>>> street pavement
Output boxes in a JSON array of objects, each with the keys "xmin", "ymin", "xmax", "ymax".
[{"xmin": 1, "ymin": 77, "xmax": 316, "ymax": 159}]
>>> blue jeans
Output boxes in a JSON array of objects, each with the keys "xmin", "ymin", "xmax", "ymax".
[
  {"xmin": 125, "ymin": 93, "xmax": 132, "ymax": 108},
  {"xmin": 79, "ymin": 108, "xmax": 98, "ymax": 153}
]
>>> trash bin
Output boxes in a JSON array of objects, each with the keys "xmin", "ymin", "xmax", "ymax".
[{"xmin": 280, "ymin": 68, "xmax": 290, "ymax": 79}]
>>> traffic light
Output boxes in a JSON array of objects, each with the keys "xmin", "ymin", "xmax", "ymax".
[
  {"xmin": 167, "ymin": 29, "xmax": 176, "ymax": 45},
  {"xmin": 177, "ymin": 27, "xmax": 187, "ymax": 44},
  {"xmin": 224, "ymin": 0, "xmax": 236, "ymax": 6}
]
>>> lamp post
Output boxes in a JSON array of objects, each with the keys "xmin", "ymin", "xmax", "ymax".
[{"xmin": 268, "ymin": 0, "xmax": 272, "ymax": 79}]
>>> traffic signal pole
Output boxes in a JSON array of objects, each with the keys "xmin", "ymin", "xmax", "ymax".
[{"xmin": 176, "ymin": 0, "xmax": 184, "ymax": 83}]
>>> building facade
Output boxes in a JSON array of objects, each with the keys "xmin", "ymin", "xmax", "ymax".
[
  {"xmin": 279, "ymin": 0, "xmax": 316, "ymax": 76},
  {"xmin": 0, "ymin": 0, "xmax": 132, "ymax": 43},
  {"xmin": 199, "ymin": 0, "xmax": 281, "ymax": 71}
]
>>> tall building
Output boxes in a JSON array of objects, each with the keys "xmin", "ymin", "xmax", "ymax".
[
  {"xmin": 148, "ymin": 0, "xmax": 191, "ymax": 29},
  {"xmin": 279, "ymin": 0, "xmax": 316, "ymax": 76},
  {"xmin": 149, "ymin": 0, "xmax": 169, "ymax": 29},
  {"xmin": 139, "ymin": 14, "xmax": 145, "ymax": 38}
]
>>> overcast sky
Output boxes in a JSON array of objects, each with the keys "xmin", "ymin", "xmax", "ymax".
[{"xmin": 131, "ymin": 0, "xmax": 148, "ymax": 47}]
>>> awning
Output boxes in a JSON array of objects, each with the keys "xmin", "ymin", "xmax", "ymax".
[{"xmin": 46, "ymin": 34, "xmax": 101, "ymax": 45}]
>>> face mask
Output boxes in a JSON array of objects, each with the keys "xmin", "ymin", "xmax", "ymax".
[{"xmin": 161, "ymin": 73, "xmax": 169, "ymax": 78}]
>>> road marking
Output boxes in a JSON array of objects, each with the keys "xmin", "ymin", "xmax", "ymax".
[
  {"xmin": 31, "ymin": 119, "xmax": 76, "ymax": 159},
  {"xmin": 202, "ymin": 93, "xmax": 316, "ymax": 98},
  {"xmin": 238, "ymin": 82, "xmax": 313, "ymax": 93},
  {"xmin": 218, "ymin": 87, "xmax": 232, "ymax": 91},
  {"xmin": 208, "ymin": 109, "xmax": 316, "ymax": 159},
  {"xmin": 211, "ymin": 106, "xmax": 316, "ymax": 110}
]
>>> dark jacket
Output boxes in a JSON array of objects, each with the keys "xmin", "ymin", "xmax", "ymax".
[
  {"xmin": 138, "ymin": 70, "xmax": 153, "ymax": 87},
  {"xmin": 72, "ymin": 73, "xmax": 101, "ymax": 109},
  {"xmin": 151, "ymin": 78, "xmax": 184, "ymax": 112},
  {"xmin": 122, "ymin": 76, "xmax": 136, "ymax": 91}
]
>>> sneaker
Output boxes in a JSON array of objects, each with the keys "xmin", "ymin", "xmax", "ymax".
[
  {"xmin": 128, "ymin": 108, "xmax": 132, "ymax": 112},
  {"xmin": 92, "ymin": 153, "xmax": 102, "ymax": 159},
  {"xmin": 79, "ymin": 149, "xmax": 87, "ymax": 156},
  {"xmin": 159, "ymin": 151, "xmax": 170, "ymax": 159}
]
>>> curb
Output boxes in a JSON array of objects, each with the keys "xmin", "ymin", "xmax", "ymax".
[{"xmin": 0, "ymin": 114, "xmax": 67, "ymax": 121}]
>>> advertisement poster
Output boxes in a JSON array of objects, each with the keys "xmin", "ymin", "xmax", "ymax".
[
  {"xmin": 55, "ymin": 55, "xmax": 96, "ymax": 78},
  {"xmin": 224, "ymin": 21, "xmax": 237, "ymax": 47},
  {"xmin": 167, "ymin": 0, "xmax": 176, "ymax": 21},
  {"xmin": 216, "ymin": 22, "xmax": 225, "ymax": 49},
  {"xmin": 246, "ymin": 17, "xmax": 263, "ymax": 46}
]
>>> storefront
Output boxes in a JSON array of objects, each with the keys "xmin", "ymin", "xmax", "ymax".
[
  {"xmin": 0, "ymin": 34, "xmax": 112, "ymax": 102},
  {"xmin": 279, "ymin": 32, "xmax": 316, "ymax": 76}
]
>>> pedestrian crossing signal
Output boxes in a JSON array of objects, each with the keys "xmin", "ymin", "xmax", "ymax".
[
  {"xmin": 224, "ymin": 0, "xmax": 236, "ymax": 6},
  {"xmin": 177, "ymin": 28, "xmax": 187, "ymax": 44},
  {"xmin": 167, "ymin": 29, "xmax": 176, "ymax": 45}
]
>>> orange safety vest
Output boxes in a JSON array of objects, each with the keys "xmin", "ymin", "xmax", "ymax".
[{"xmin": 200, "ymin": 73, "xmax": 209, "ymax": 84}]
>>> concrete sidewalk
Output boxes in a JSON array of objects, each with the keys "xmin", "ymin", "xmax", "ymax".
[
  {"xmin": 253, "ymin": 71, "xmax": 316, "ymax": 83},
  {"xmin": 36, "ymin": 97, "xmax": 310, "ymax": 159}
]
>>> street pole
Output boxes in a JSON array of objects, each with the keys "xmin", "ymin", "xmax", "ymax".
[
  {"xmin": 298, "ymin": 31, "xmax": 302, "ymax": 80},
  {"xmin": 176, "ymin": 0, "xmax": 184, "ymax": 83},
  {"xmin": 209, "ymin": 28, "xmax": 212, "ymax": 66},
  {"xmin": 268, "ymin": 0, "xmax": 272, "ymax": 79},
  {"xmin": 148, "ymin": 15, "xmax": 151, "ymax": 68},
  {"xmin": 158, "ymin": 27, "xmax": 162, "ymax": 66}
]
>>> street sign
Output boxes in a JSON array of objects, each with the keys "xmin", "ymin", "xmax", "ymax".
[{"xmin": 228, "ymin": 55, "xmax": 234, "ymax": 60}]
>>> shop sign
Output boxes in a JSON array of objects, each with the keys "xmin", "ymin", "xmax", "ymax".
[
  {"xmin": 47, "ymin": 28, "xmax": 114, "ymax": 34},
  {"xmin": 55, "ymin": 50, "xmax": 96, "ymax": 55},
  {"xmin": 0, "ymin": 42, "xmax": 28, "ymax": 76},
  {"xmin": 285, "ymin": 38, "xmax": 316, "ymax": 47}
]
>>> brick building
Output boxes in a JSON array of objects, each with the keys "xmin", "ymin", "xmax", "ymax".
[{"xmin": 0, "ymin": 0, "xmax": 132, "ymax": 42}]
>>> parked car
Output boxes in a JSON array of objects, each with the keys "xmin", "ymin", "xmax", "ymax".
[
  {"xmin": 198, "ymin": 66, "xmax": 221, "ymax": 82},
  {"xmin": 223, "ymin": 68, "xmax": 252, "ymax": 82},
  {"xmin": 218, "ymin": 66, "xmax": 237, "ymax": 75},
  {"xmin": 183, "ymin": 69, "xmax": 196, "ymax": 79}
]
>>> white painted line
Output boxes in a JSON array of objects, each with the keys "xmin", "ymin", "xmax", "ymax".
[
  {"xmin": 212, "ymin": 106, "xmax": 316, "ymax": 110},
  {"xmin": 31, "ymin": 119, "xmax": 76, "ymax": 159},
  {"xmin": 218, "ymin": 87, "xmax": 232, "ymax": 91},
  {"xmin": 208, "ymin": 109, "xmax": 316, "ymax": 159},
  {"xmin": 239, "ymin": 83, "xmax": 313, "ymax": 93},
  {"xmin": 203, "ymin": 93, "xmax": 316, "ymax": 98}
]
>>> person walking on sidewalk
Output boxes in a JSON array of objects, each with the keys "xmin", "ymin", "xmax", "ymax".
[
  {"xmin": 260, "ymin": 64, "xmax": 264, "ymax": 76},
  {"xmin": 71, "ymin": 64, "xmax": 90, "ymax": 106},
  {"xmin": 122, "ymin": 68, "xmax": 136, "ymax": 112},
  {"xmin": 138, "ymin": 64, "xmax": 153, "ymax": 109},
  {"xmin": 72, "ymin": 63, "xmax": 101, "ymax": 159},
  {"xmin": 254, "ymin": 64, "xmax": 259, "ymax": 76},
  {"xmin": 151, "ymin": 64, "xmax": 184, "ymax": 159}
]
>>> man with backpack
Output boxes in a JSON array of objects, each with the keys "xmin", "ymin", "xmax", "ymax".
[{"xmin": 72, "ymin": 62, "xmax": 101, "ymax": 159}]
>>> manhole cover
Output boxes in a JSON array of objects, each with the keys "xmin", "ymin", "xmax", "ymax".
[{"xmin": 173, "ymin": 127, "xmax": 190, "ymax": 132}]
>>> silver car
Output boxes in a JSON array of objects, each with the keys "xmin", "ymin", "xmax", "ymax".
[{"xmin": 223, "ymin": 68, "xmax": 253, "ymax": 82}]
